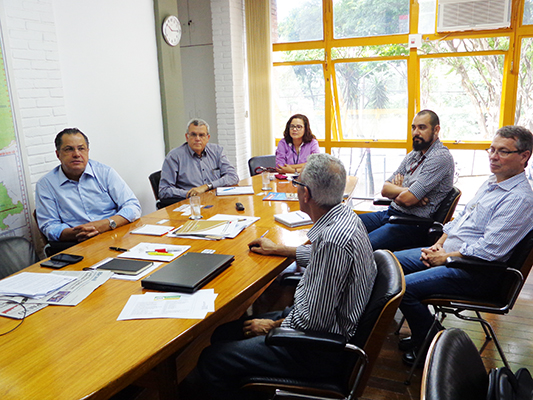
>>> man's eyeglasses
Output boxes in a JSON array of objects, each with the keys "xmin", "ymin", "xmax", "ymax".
[
  {"xmin": 292, "ymin": 179, "xmax": 311, "ymax": 197},
  {"xmin": 61, "ymin": 146, "xmax": 88, "ymax": 154},
  {"xmin": 188, "ymin": 133, "xmax": 208, "ymax": 139},
  {"xmin": 290, "ymin": 125, "xmax": 304, "ymax": 131},
  {"xmin": 485, "ymin": 147, "xmax": 522, "ymax": 158}
]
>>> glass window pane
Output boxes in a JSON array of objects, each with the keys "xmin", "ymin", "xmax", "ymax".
[
  {"xmin": 451, "ymin": 149, "xmax": 491, "ymax": 208},
  {"xmin": 419, "ymin": 0, "xmax": 437, "ymax": 34},
  {"xmin": 332, "ymin": 44, "xmax": 409, "ymax": 60},
  {"xmin": 332, "ymin": 147, "xmax": 406, "ymax": 197},
  {"xmin": 515, "ymin": 38, "xmax": 533, "ymax": 131},
  {"xmin": 272, "ymin": 65, "xmax": 325, "ymax": 140},
  {"xmin": 272, "ymin": 49, "xmax": 325, "ymax": 63},
  {"xmin": 524, "ymin": 0, "xmax": 533, "ymax": 25},
  {"xmin": 272, "ymin": 0, "xmax": 323, "ymax": 43},
  {"xmin": 420, "ymin": 37, "xmax": 509, "ymax": 54},
  {"xmin": 335, "ymin": 60, "xmax": 408, "ymax": 140},
  {"xmin": 333, "ymin": 0, "xmax": 409, "ymax": 39},
  {"xmin": 420, "ymin": 54, "xmax": 503, "ymax": 141}
]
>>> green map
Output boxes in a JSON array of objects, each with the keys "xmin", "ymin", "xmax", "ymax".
[{"xmin": 0, "ymin": 34, "xmax": 31, "ymax": 238}]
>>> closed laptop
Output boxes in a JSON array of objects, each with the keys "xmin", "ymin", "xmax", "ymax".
[{"xmin": 141, "ymin": 252, "xmax": 234, "ymax": 293}]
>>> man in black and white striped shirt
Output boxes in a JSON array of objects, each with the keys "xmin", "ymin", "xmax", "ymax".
[{"xmin": 192, "ymin": 153, "xmax": 377, "ymax": 399}]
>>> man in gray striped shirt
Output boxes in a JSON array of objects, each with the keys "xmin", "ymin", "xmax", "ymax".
[
  {"xmin": 395, "ymin": 125, "xmax": 533, "ymax": 366},
  {"xmin": 360, "ymin": 109, "xmax": 455, "ymax": 251},
  {"xmin": 192, "ymin": 154, "xmax": 377, "ymax": 399}
]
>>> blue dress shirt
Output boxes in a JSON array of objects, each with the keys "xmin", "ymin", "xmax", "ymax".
[{"xmin": 35, "ymin": 160, "xmax": 141, "ymax": 241}]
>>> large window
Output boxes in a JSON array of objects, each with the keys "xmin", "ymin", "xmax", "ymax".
[{"xmin": 271, "ymin": 0, "xmax": 533, "ymax": 202}]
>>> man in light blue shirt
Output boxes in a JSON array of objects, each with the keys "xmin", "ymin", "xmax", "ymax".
[
  {"xmin": 36, "ymin": 128, "xmax": 141, "ymax": 244},
  {"xmin": 158, "ymin": 118, "xmax": 239, "ymax": 207},
  {"xmin": 395, "ymin": 125, "xmax": 533, "ymax": 366}
]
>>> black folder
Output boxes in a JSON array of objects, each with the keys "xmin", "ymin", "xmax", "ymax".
[{"xmin": 141, "ymin": 252, "xmax": 235, "ymax": 293}]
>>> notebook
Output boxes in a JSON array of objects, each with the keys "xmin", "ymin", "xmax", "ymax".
[
  {"xmin": 141, "ymin": 252, "xmax": 235, "ymax": 293},
  {"xmin": 274, "ymin": 210, "xmax": 313, "ymax": 228},
  {"xmin": 98, "ymin": 258, "xmax": 153, "ymax": 275}
]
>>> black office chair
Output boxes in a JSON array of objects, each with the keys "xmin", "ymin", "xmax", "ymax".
[
  {"xmin": 387, "ymin": 186, "xmax": 461, "ymax": 247},
  {"xmin": 421, "ymin": 328, "xmax": 488, "ymax": 400},
  {"xmin": 405, "ymin": 228, "xmax": 533, "ymax": 384},
  {"xmin": 240, "ymin": 249, "xmax": 405, "ymax": 400},
  {"xmin": 148, "ymin": 170, "xmax": 163, "ymax": 209},
  {"xmin": 0, "ymin": 236, "xmax": 39, "ymax": 279},
  {"xmin": 248, "ymin": 155, "xmax": 276, "ymax": 177}
]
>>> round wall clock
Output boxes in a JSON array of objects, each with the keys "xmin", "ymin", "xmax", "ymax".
[{"xmin": 162, "ymin": 15, "xmax": 181, "ymax": 47}]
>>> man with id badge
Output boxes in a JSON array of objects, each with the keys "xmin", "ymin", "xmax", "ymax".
[
  {"xmin": 395, "ymin": 125, "xmax": 533, "ymax": 366},
  {"xmin": 359, "ymin": 109, "xmax": 455, "ymax": 251},
  {"xmin": 159, "ymin": 118, "xmax": 239, "ymax": 207}
]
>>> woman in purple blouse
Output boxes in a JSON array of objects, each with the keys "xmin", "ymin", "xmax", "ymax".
[{"xmin": 276, "ymin": 114, "xmax": 320, "ymax": 174}]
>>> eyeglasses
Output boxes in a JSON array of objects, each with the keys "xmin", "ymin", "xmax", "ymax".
[
  {"xmin": 188, "ymin": 133, "xmax": 208, "ymax": 139},
  {"xmin": 292, "ymin": 178, "xmax": 312, "ymax": 197},
  {"xmin": 61, "ymin": 145, "xmax": 88, "ymax": 154},
  {"xmin": 485, "ymin": 147, "xmax": 522, "ymax": 158},
  {"xmin": 290, "ymin": 125, "xmax": 304, "ymax": 131}
]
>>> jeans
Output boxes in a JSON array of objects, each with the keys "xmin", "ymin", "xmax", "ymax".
[
  {"xmin": 395, "ymin": 247, "xmax": 502, "ymax": 346},
  {"xmin": 359, "ymin": 208, "xmax": 429, "ymax": 251}
]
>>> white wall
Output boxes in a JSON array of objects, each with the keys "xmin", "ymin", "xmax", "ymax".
[
  {"xmin": 53, "ymin": 0, "xmax": 166, "ymax": 214},
  {"xmin": 1, "ymin": 0, "xmax": 166, "ymax": 216}
]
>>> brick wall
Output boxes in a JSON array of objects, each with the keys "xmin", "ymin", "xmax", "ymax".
[{"xmin": 2, "ymin": 0, "xmax": 67, "ymax": 191}]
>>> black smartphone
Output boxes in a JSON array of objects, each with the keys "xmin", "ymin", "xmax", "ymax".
[
  {"xmin": 41, "ymin": 259, "xmax": 70, "ymax": 269},
  {"xmin": 50, "ymin": 253, "xmax": 84, "ymax": 264}
]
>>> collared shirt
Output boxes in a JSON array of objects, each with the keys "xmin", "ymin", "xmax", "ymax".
[
  {"xmin": 443, "ymin": 172, "xmax": 533, "ymax": 262},
  {"xmin": 159, "ymin": 143, "xmax": 239, "ymax": 200},
  {"xmin": 35, "ymin": 160, "xmax": 141, "ymax": 241},
  {"xmin": 275, "ymin": 138, "xmax": 320, "ymax": 167},
  {"xmin": 282, "ymin": 203, "xmax": 377, "ymax": 341},
  {"xmin": 388, "ymin": 139, "xmax": 455, "ymax": 218}
]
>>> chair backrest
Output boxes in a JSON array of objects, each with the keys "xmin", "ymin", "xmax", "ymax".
[
  {"xmin": 498, "ymin": 228, "xmax": 533, "ymax": 308},
  {"xmin": 248, "ymin": 155, "xmax": 276, "ymax": 176},
  {"xmin": 149, "ymin": 170, "xmax": 161, "ymax": 200},
  {"xmin": 422, "ymin": 328, "xmax": 488, "ymax": 400},
  {"xmin": 349, "ymin": 249, "xmax": 405, "ymax": 397},
  {"xmin": 432, "ymin": 187, "xmax": 461, "ymax": 224},
  {"xmin": 0, "ymin": 236, "xmax": 39, "ymax": 279}
]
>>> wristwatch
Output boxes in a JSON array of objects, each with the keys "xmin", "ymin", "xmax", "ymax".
[
  {"xmin": 108, "ymin": 218, "xmax": 117, "ymax": 230},
  {"xmin": 206, "ymin": 182, "xmax": 214, "ymax": 190}
]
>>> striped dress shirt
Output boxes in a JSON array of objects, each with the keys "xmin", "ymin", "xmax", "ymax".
[
  {"xmin": 282, "ymin": 203, "xmax": 377, "ymax": 341},
  {"xmin": 443, "ymin": 172, "xmax": 533, "ymax": 262}
]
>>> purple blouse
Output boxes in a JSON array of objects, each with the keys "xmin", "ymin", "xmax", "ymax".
[{"xmin": 275, "ymin": 138, "xmax": 320, "ymax": 167}]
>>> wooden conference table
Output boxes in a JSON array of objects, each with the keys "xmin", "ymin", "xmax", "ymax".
[{"xmin": 0, "ymin": 175, "xmax": 330, "ymax": 400}]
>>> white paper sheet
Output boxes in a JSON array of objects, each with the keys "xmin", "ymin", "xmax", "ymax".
[
  {"xmin": 117, "ymin": 242, "xmax": 190, "ymax": 262},
  {"xmin": 117, "ymin": 289, "xmax": 218, "ymax": 320},
  {"xmin": 0, "ymin": 272, "xmax": 77, "ymax": 299},
  {"xmin": 130, "ymin": 224, "xmax": 175, "ymax": 236}
]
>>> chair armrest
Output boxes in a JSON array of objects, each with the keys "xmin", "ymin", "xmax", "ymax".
[
  {"xmin": 373, "ymin": 198, "xmax": 392, "ymax": 206},
  {"xmin": 445, "ymin": 256, "xmax": 507, "ymax": 271},
  {"xmin": 388, "ymin": 215, "xmax": 434, "ymax": 226},
  {"xmin": 280, "ymin": 272, "xmax": 303, "ymax": 287},
  {"xmin": 266, "ymin": 327, "xmax": 347, "ymax": 352}
]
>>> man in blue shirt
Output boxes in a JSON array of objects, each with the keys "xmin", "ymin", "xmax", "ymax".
[
  {"xmin": 396, "ymin": 125, "xmax": 533, "ymax": 366},
  {"xmin": 36, "ymin": 128, "xmax": 141, "ymax": 244},
  {"xmin": 158, "ymin": 118, "xmax": 239, "ymax": 207},
  {"xmin": 359, "ymin": 110, "xmax": 455, "ymax": 251}
]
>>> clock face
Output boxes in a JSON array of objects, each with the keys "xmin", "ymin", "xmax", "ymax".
[{"xmin": 162, "ymin": 15, "xmax": 181, "ymax": 47}]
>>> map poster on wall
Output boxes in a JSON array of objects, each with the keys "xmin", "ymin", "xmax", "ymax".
[{"xmin": 0, "ymin": 31, "xmax": 32, "ymax": 240}]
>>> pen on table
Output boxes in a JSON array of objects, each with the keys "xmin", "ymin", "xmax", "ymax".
[
  {"xmin": 260, "ymin": 230, "xmax": 269, "ymax": 238},
  {"xmin": 109, "ymin": 246, "xmax": 128, "ymax": 252},
  {"xmin": 222, "ymin": 187, "xmax": 236, "ymax": 191},
  {"xmin": 296, "ymin": 212, "xmax": 305, "ymax": 219}
]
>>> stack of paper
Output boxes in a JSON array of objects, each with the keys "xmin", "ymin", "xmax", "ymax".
[
  {"xmin": 274, "ymin": 211, "xmax": 313, "ymax": 228},
  {"xmin": 216, "ymin": 186, "xmax": 254, "ymax": 196},
  {"xmin": 0, "ymin": 272, "xmax": 77, "ymax": 299},
  {"xmin": 130, "ymin": 224, "xmax": 175, "ymax": 236},
  {"xmin": 117, "ymin": 242, "xmax": 190, "ymax": 262},
  {"xmin": 117, "ymin": 289, "xmax": 218, "ymax": 320}
]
